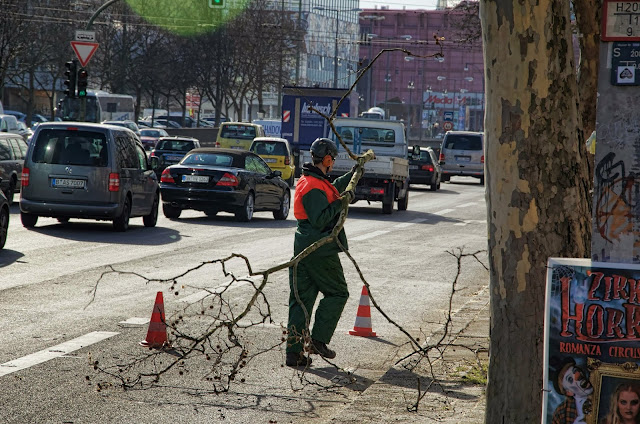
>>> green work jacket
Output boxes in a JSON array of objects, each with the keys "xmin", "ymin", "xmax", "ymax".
[{"xmin": 293, "ymin": 164, "xmax": 353, "ymax": 257}]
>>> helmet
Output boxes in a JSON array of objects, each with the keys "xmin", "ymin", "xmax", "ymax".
[{"xmin": 310, "ymin": 138, "xmax": 338, "ymax": 159}]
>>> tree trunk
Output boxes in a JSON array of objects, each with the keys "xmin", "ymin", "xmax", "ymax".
[{"xmin": 480, "ymin": 0, "xmax": 592, "ymax": 421}]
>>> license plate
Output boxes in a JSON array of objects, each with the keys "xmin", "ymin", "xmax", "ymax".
[
  {"xmin": 456, "ymin": 156, "xmax": 471, "ymax": 162},
  {"xmin": 263, "ymin": 158, "xmax": 277, "ymax": 163},
  {"xmin": 409, "ymin": 165, "xmax": 419, "ymax": 169},
  {"xmin": 182, "ymin": 175, "xmax": 209, "ymax": 183},
  {"xmin": 52, "ymin": 178, "xmax": 85, "ymax": 189},
  {"xmin": 165, "ymin": 155, "xmax": 183, "ymax": 161}
]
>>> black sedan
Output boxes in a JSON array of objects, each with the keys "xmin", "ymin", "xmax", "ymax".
[
  {"xmin": 408, "ymin": 147, "xmax": 442, "ymax": 191},
  {"xmin": 155, "ymin": 148, "xmax": 290, "ymax": 222},
  {"xmin": 149, "ymin": 136, "xmax": 201, "ymax": 177}
]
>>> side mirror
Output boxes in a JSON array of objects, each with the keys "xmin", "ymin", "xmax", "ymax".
[
  {"xmin": 271, "ymin": 170, "xmax": 282, "ymax": 178},
  {"xmin": 150, "ymin": 156, "xmax": 159, "ymax": 170}
]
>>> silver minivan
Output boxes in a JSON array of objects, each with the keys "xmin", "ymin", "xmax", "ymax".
[
  {"xmin": 20, "ymin": 122, "xmax": 159, "ymax": 231},
  {"xmin": 439, "ymin": 131, "xmax": 484, "ymax": 184}
]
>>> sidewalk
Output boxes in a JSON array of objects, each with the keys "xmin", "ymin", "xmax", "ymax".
[{"xmin": 324, "ymin": 284, "xmax": 490, "ymax": 423}]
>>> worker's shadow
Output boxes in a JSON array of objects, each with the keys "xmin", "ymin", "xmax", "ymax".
[{"xmin": 302, "ymin": 365, "xmax": 376, "ymax": 392}]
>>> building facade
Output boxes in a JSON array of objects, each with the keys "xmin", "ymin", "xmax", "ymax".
[{"xmin": 358, "ymin": 6, "xmax": 484, "ymax": 137}]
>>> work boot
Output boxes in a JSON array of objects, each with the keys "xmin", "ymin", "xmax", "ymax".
[
  {"xmin": 310, "ymin": 339, "xmax": 336, "ymax": 359},
  {"xmin": 286, "ymin": 352, "xmax": 312, "ymax": 367}
]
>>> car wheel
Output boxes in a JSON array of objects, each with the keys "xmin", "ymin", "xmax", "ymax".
[
  {"xmin": 429, "ymin": 180, "xmax": 437, "ymax": 191},
  {"xmin": 162, "ymin": 203, "xmax": 182, "ymax": 219},
  {"xmin": 273, "ymin": 190, "xmax": 290, "ymax": 220},
  {"xmin": 287, "ymin": 175, "xmax": 295, "ymax": 187},
  {"xmin": 437, "ymin": 182, "xmax": 441, "ymax": 190},
  {"xmin": 236, "ymin": 192, "xmax": 254, "ymax": 222},
  {"xmin": 113, "ymin": 197, "xmax": 131, "ymax": 232},
  {"xmin": 143, "ymin": 193, "xmax": 159, "ymax": 227},
  {"xmin": 4, "ymin": 178, "xmax": 15, "ymax": 206},
  {"xmin": 382, "ymin": 198, "xmax": 393, "ymax": 214},
  {"xmin": 397, "ymin": 192, "xmax": 409, "ymax": 211},
  {"xmin": 441, "ymin": 175, "xmax": 450, "ymax": 183},
  {"xmin": 21, "ymin": 212, "xmax": 38, "ymax": 228},
  {"xmin": 0, "ymin": 206, "xmax": 8, "ymax": 249},
  {"xmin": 479, "ymin": 176, "xmax": 485, "ymax": 185},
  {"xmin": 57, "ymin": 217, "xmax": 70, "ymax": 223}
]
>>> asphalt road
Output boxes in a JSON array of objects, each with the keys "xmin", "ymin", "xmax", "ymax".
[{"xmin": 0, "ymin": 177, "xmax": 489, "ymax": 423}]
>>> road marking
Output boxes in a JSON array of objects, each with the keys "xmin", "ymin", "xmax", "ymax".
[
  {"xmin": 351, "ymin": 230, "xmax": 390, "ymax": 241},
  {"xmin": 179, "ymin": 279, "xmax": 253, "ymax": 303},
  {"xmin": 454, "ymin": 219, "xmax": 487, "ymax": 226},
  {"xmin": 393, "ymin": 218, "xmax": 428, "ymax": 229},
  {"xmin": 433, "ymin": 209, "xmax": 455, "ymax": 215},
  {"xmin": 0, "ymin": 331, "xmax": 119, "ymax": 377},
  {"xmin": 457, "ymin": 202, "xmax": 478, "ymax": 208},
  {"xmin": 119, "ymin": 317, "xmax": 149, "ymax": 325}
]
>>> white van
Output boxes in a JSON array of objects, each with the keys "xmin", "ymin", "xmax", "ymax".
[{"xmin": 439, "ymin": 131, "xmax": 484, "ymax": 184}]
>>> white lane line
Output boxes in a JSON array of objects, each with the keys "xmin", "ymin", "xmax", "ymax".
[
  {"xmin": 119, "ymin": 317, "xmax": 149, "ymax": 325},
  {"xmin": 454, "ymin": 219, "xmax": 487, "ymax": 226},
  {"xmin": 179, "ymin": 279, "xmax": 253, "ymax": 304},
  {"xmin": 351, "ymin": 230, "xmax": 390, "ymax": 241},
  {"xmin": 393, "ymin": 218, "xmax": 428, "ymax": 229},
  {"xmin": 433, "ymin": 209, "xmax": 455, "ymax": 215},
  {"xmin": 457, "ymin": 202, "xmax": 478, "ymax": 208},
  {"xmin": 0, "ymin": 331, "xmax": 119, "ymax": 377}
]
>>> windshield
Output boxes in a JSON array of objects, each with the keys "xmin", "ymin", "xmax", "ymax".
[
  {"xmin": 182, "ymin": 152, "xmax": 234, "ymax": 166},
  {"xmin": 220, "ymin": 124, "xmax": 256, "ymax": 140},
  {"xmin": 156, "ymin": 139, "xmax": 195, "ymax": 151},
  {"xmin": 251, "ymin": 141, "xmax": 288, "ymax": 156},
  {"xmin": 335, "ymin": 126, "xmax": 396, "ymax": 144},
  {"xmin": 32, "ymin": 129, "xmax": 108, "ymax": 166}
]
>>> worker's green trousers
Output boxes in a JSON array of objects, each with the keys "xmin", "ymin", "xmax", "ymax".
[{"xmin": 287, "ymin": 253, "xmax": 349, "ymax": 354}]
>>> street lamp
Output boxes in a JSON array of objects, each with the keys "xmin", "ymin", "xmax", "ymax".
[
  {"xmin": 407, "ymin": 81, "xmax": 415, "ymax": 134},
  {"xmin": 313, "ymin": 6, "xmax": 362, "ymax": 89}
]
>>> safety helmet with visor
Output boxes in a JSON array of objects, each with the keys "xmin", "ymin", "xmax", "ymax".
[{"xmin": 310, "ymin": 138, "xmax": 338, "ymax": 166}]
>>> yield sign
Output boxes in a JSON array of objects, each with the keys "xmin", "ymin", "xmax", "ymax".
[{"xmin": 70, "ymin": 41, "xmax": 99, "ymax": 67}]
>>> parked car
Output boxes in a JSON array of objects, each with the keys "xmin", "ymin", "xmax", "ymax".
[
  {"xmin": 408, "ymin": 146, "xmax": 441, "ymax": 191},
  {"xmin": 0, "ymin": 188, "xmax": 8, "ymax": 249},
  {"xmin": 20, "ymin": 122, "xmax": 159, "ymax": 231},
  {"xmin": 249, "ymin": 137, "xmax": 295, "ymax": 187},
  {"xmin": 0, "ymin": 133, "xmax": 28, "ymax": 204},
  {"xmin": 215, "ymin": 122, "xmax": 265, "ymax": 150},
  {"xmin": 140, "ymin": 128, "xmax": 169, "ymax": 151},
  {"xmin": 154, "ymin": 119, "xmax": 182, "ymax": 129},
  {"xmin": 102, "ymin": 120, "xmax": 142, "ymax": 138},
  {"xmin": 149, "ymin": 136, "xmax": 201, "ymax": 177},
  {"xmin": 16, "ymin": 121, "xmax": 33, "ymax": 141},
  {"xmin": 0, "ymin": 114, "xmax": 24, "ymax": 139},
  {"xmin": 6, "ymin": 110, "xmax": 50, "ymax": 128},
  {"xmin": 439, "ymin": 131, "xmax": 484, "ymax": 184},
  {"xmin": 154, "ymin": 148, "xmax": 290, "ymax": 222}
]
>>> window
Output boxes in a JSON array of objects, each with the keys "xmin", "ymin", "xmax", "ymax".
[
  {"xmin": 115, "ymin": 135, "xmax": 138, "ymax": 168},
  {"xmin": 245, "ymin": 156, "xmax": 270, "ymax": 174},
  {"xmin": 0, "ymin": 139, "xmax": 12, "ymax": 160},
  {"xmin": 136, "ymin": 145, "xmax": 147, "ymax": 170},
  {"xmin": 9, "ymin": 138, "xmax": 27, "ymax": 160},
  {"xmin": 32, "ymin": 129, "xmax": 107, "ymax": 166},
  {"xmin": 445, "ymin": 135, "xmax": 482, "ymax": 150}
]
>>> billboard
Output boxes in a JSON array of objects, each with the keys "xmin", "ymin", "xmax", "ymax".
[{"xmin": 543, "ymin": 258, "xmax": 640, "ymax": 424}]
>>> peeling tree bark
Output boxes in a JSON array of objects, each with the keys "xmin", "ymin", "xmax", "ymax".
[{"xmin": 480, "ymin": 0, "xmax": 592, "ymax": 421}]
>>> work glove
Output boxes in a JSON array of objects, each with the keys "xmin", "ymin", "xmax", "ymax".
[{"xmin": 341, "ymin": 190, "xmax": 355, "ymax": 207}]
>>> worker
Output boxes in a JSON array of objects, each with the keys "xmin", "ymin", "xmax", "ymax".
[{"xmin": 286, "ymin": 137, "xmax": 355, "ymax": 367}]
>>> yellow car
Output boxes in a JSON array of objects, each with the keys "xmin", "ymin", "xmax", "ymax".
[
  {"xmin": 215, "ymin": 122, "xmax": 265, "ymax": 150},
  {"xmin": 249, "ymin": 137, "xmax": 295, "ymax": 187}
]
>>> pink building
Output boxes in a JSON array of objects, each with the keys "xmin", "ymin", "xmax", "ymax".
[{"xmin": 358, "ymin": 6, "xmax": 484, "ymax": 137}]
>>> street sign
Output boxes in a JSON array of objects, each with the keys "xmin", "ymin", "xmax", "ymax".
[
  {"xmin": 75, "ymin": 30, "xmax": 95, "ymax": 42},
  {"xmin": 443, "ymin": 111, "xmax": 454, "ymax": 122},
  {"xmin": 610, "ymin": 42, "xmax": 640, "ymax": 85},
  {"xmin": 443, "ymin": 121, "xmax": 454, "ymax": 131},
  {"xmin": 70, "ymin": 41, "xmax": 99, "ymax": 68}
]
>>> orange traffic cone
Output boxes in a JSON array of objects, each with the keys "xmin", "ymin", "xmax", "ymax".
[
  {"xmin": 140, "ymin": 291, "xmax": 169, "ymax": 348},
  {"xmin": 349, "ymin": 285, "xmax": 377, "ymax": 337}
]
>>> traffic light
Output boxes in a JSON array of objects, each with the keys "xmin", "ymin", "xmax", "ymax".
[
  {"xmin": 77, "ymin": 68, "xmax": 88, "ymax": 97},
  {"xmin": 64, "ymin": 60, "xmax": 77, "ymax": 98},
  {"xmin": 208, "ymin": 0, "xmax": 224, "ymax": 7}
]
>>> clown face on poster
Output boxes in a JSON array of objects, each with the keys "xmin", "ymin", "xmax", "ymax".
[{"xmin": 543, "ymin": 258, "xmax": 640, "ymax": 424}]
